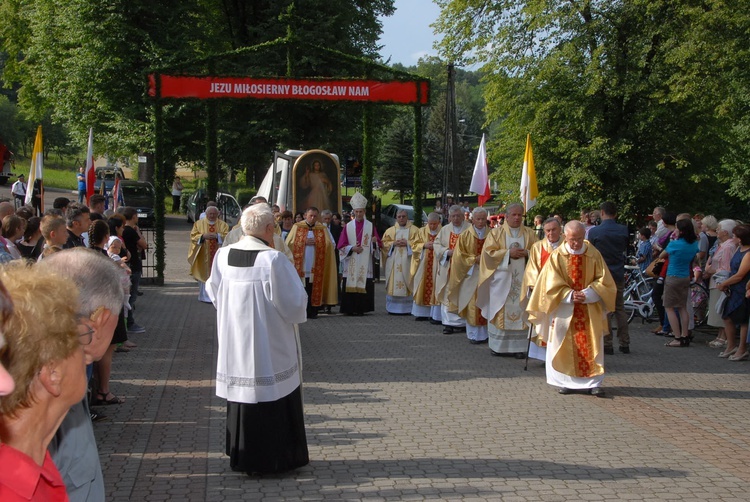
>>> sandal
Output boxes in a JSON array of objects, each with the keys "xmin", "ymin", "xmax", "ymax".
[
  {"xmin": 95, "ymin": 392, "xmax": 125, "ymax": 405},
  {"xmin": 708, "ymin": 339, "xmax": 727, "ymax": 348},
  {"xmin": 728, "ymin": 351, "xmax": 749, "ymax": 361},
  {"xmin": 665, "ymin": 337, "xmax": 690, "ymax": 347},
  {"xmin": 718, "ymin": 347, "xmax": 738, "ymax": 358}
]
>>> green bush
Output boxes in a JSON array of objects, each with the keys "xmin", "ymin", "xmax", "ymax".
[
  {"xmin": 180, "ymin": 190, "xmax": 194, "ymax": 213},
  {"xmin": 235, "ymin": 187, "xmax": 255, "ymax": 207}
]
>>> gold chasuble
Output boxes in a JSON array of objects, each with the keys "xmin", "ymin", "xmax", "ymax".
[
  {"xmin": 447, "ymin": 226, "xmax": 487, "ymax": 326},
  {"xmin": 285, "ymin": 221, "xmax": 338, "ymax": 307},
  {"xmin": 410, "ymin": 225, "xmax": 441, "ymax": 306},
  {"xmin": 477, "ymin": 223, "xmax": 537, "ymax": 329},
  {"xmin": 434, "ymin": 221, "xmax": 471, "ymax": 305},
  {"xmin": 382, "ymin": 222, "xmax": 419, "ymax": 297},
  {"xmin": 188, "ymin": 217, "xmax": 230, "ymax": 282},
  {"xmin": 526, "ymin": 243, "xmax": 616, "ymax": 379},
  {"xmin": 520, "ymin": 236, "xmax": 564, "ymax": 347}
]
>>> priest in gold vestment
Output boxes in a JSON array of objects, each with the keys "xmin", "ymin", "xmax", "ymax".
[
  {"xmin": 526, "ymin": 221, "xmax": 616, "ymax": 397},
  {"xmin": 285, "ymin": 207, "xmax": 338, "ymax": 319},
  {"xmin": 189, "ymin": 205, "xmax": 230, "ymax": 302},
  {"xmin": 382, "ymin": 209, "xmax": 419, "ymax": 314},
  {"xmin": 477, "ymin": 203, "xmax": 538, "ymax": 357},
  {"xmin": 434, "ymin": 206, "xmax": 471, "ymax": 333},
  {"xmin": 520, "ymin": 217, "xmax": 564, "ymax": 361},
  {"xmin": 410, "ymin": 212, "xmax": 443, "ymax": 322},
  {"xmin": 448, "ymin": 207, "xmax": 490, "ymax": 344}
]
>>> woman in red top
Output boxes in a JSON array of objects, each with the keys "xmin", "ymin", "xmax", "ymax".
[{"xmin": 0, "ymin": 264, "xmax": 85, "ymax": 501}]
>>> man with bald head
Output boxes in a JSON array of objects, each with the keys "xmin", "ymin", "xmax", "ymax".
[
  {"xmin": 434, "ymin": 205, "xmax": 471, "ymax": 333},
  {"xmin": 448, "ymin": 207, "xmax": 492, "ymax": 344},
  {"xmin": 410, "ymin": 212, "xmax": 443, "ymax": 322},
  {"xmin": 526, "ymin": 221, "xmax": 617, "ymax": 397},
  {"xmin": 189, "ymin": 204, "xmax": 229, "ymax": 302},
  {"xmin": 526, "ymin": 221, "xmax": 616, "ymax": 397},
  {"xmin": 477, "ymin": 203, "xmax": 538, "ymax": 357}
]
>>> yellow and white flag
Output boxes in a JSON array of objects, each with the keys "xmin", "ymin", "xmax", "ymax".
[
  {"xmin": 520, "ymin": 133, "xmax": 537, "ymax": 211},
  {"xmin": 25, "ymin": 126, "xmax": 43, "ymax": 206}
]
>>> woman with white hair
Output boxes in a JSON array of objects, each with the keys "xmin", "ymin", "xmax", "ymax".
[
  {"xmin": 0, "ymin": 264, "xmax": 84, "ymax": 500},
  {"xmin": 705, "ymin": 219, "xmax": 738, "ymax": 347}
]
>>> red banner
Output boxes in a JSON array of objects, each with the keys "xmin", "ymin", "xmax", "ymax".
[{"xmin": 149, "ymin": 75, "xmax": 429, "ymax": 105}]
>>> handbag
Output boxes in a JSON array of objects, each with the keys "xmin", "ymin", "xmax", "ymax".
[{"xmin": 645, "ymin": 259, "xmax": 664, "ymax": 278}]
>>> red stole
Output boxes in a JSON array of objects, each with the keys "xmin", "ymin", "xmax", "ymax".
[
  {"xmin": 568, "ymin": 253, "xmax": 596, "ymax": 377},
  {"xmin": 291, "ymin": 223, "xmax": 327, "ymax": 306}
]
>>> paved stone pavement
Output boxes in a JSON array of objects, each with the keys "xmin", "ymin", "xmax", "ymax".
[{"xmin": 80, "ymin": 216, "xmax": 750, "ymax": 501}]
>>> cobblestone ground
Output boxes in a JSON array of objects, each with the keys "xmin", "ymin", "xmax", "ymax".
[{"xmin": 90, "ymin": 216, "xmax": 750, "ymax": 501}]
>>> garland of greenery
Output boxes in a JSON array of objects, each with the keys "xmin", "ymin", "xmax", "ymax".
[
  {"xmin": 362, "ymin": 104, "xmax": 373, "ymax": 219},
  {"xmin": 413, "ymin": 105, "xmax": 423, "ymax": 227},
  {"xmin": 205, "ymin": 100, "xmax": 218, "ymax": 203},
  {"xmin": 153, "ymin": 76, "xmax": 166, "ymax": 283}
]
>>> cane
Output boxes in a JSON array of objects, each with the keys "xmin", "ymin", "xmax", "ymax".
[{"xmin": 523, "ymin": 322, "xmax": 534, "ymax": 371}]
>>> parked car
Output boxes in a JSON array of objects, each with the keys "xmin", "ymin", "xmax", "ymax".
[
  {"xmin": 186, "ymin": 189, "xmax": 242, "ymax": 227},
  {"xmin": 94, "ymin": 166, "xmax": 125, "ymax": 193},
  {"xmin": 119, "ymin": 180, "xmax": 155, "ymax": 227},
  {"xmin": 378, "ymin": 204, "xmax": 428, "ymax": 236}
]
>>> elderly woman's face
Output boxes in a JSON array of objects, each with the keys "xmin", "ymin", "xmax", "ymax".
[{"xmin": 0, "ymin": 335, "xmax": 15, "ymax": 396}]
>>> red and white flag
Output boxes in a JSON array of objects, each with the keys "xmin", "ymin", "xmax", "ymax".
[
  {"xmin": 85, "ymin": 128, "xmax": 96, "ymax": 204},
  {"xmin": 469, "ymin": 134, "xmax": 490, "ymax": 207},
  {"xmin": 112, "ymin": 176, "xmax": 121, "ymax": 211}
]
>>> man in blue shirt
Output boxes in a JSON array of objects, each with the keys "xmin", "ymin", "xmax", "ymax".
[{"xmin": 587, "ymin": 201, "xmax": 631, "ymax": 354}]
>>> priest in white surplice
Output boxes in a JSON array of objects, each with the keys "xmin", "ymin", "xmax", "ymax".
[
  {"xmin": 526, "ymin": 221, "xmax": 616, "ymax": 398},
  {"xmin": 382, "ymin": 209, "xmax": 419, "ymax": 314},
  {"xmin": 434, "ymin": 205, "xmax": 471, "ymax": 334},
  {"xmin": 477, "ymin": 203, "xmax": 537, "ymax": 357},
  {"xmin": 207, "ymin": 203, "xmax": 310, "ymax": 474},
  {"xmin": 520, "ymin": 217, "xmax": 564, "ymax": 361}
]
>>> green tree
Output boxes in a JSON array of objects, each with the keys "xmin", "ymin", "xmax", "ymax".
[{"xmin": 435, "ymin": 0, "xmax": 750, "ymax": 221}]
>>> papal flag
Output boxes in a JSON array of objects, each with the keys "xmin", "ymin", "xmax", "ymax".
[
  {"xmin": 25, "ymin": 126, "xmax": 43, "ymax": 206},
  {"xmin": 469, "ymin": 134, "xmax": 490, "ymax": 207},
  {"xmin": 520, "ymin": 134, "xmax": 538, "ymax": 211},
  {"xmin": 85, "ymin": 128, "xmax": 96, "ymax": 204}
]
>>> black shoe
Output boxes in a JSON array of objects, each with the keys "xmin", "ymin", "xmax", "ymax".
[
  {"xmin": 415, "ymin": 316, "xmax": 429, "ymax": 321},
  {"xmin": 469, "ymin": 339, "xmax": 487, "ymax": 345},
  {"xmin": 442, "ymin": 326, "xmax": 454, "ymax": 334},
  {"xmin": 619, "ymin": 346, "xmax": 630, "ymax": 354},
  {"xmin": 589, "ymin": 387, "xmax": 606, "ymax": 398},
  {"xmin": 604, "ymin": 347, "xmax": 614, "ymax": 355},
  {"xmin": 452, "ymin": 326, "xmax": 466, "ymax": 333},
  {"xmin": 490, "ymin": 349, "xmax": 502, "ymax": 356},
  {"xmin": 558, "ymin": 387, "xmax": 573, "ymax": 395},
  {"xmin": 514, "ymin": 352, "xmax": 526, "ymax": 359},
  {"xmin": 90, "ymin": 411, "xmax": 108, "ymax": 422},
  {"xmin": 429, "ymin": 319, "xmax": 442, "ymax": 325}
]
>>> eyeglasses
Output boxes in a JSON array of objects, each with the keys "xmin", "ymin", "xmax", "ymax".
[
  {"xmin": 78, "ymin": 325, "xmax": 95, "ymax": 345},
  {"xmin": 76, "ymin": 306, "xmax": 105, "ymax": 345}
]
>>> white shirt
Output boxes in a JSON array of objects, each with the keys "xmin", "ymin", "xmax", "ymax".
[{"xmin": 207, "ymin": 236, "xmax": 308, "ymax": 404}]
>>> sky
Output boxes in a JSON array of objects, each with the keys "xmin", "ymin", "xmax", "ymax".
[{"xmin": 378, "ymin": 0, "xmax": 442, "ymax": 67}]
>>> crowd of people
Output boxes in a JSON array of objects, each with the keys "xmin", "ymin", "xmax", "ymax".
[{"xmin": 0, "ymin": 193, "xmax": 148, "ymax": 500}]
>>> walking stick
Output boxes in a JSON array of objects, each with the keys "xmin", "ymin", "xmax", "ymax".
[{"xmin": 524, "ymin": 322, "xmax": 534, "ymax": 371}]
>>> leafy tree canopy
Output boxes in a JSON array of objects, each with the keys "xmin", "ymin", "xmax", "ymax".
[{"xmin": 435, "ymin": 0, "xmax": 750, "ymax": 221}]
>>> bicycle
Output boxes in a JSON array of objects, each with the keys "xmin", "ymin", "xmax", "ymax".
[{"xmin": 623, "ymin": 265, "xmax": 655, "ymax": 324}]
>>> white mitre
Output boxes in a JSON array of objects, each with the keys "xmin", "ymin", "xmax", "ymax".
[{"xmin": 350, "ymin": 191, "xmax": 368, "ymax": 210}]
